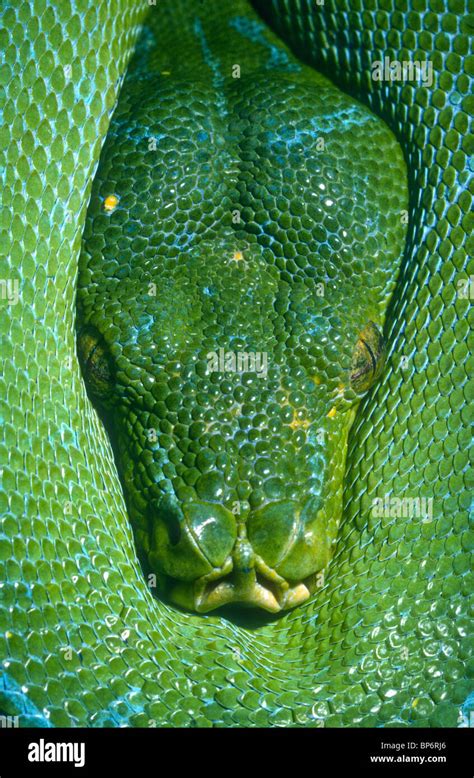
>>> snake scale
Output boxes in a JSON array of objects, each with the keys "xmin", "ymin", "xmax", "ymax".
[{"xmin": 1, "ymin": 0, "xmax": 473, "ymax": 728}]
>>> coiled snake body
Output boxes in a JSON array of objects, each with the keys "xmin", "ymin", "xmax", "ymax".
[{"xmin": 1, "ymin": 0, "xmax": 472, "ymax": 727}]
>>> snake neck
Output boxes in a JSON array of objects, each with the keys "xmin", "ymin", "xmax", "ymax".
[{"xmin": 129, "ymin": 0, "xmax": 307, "ymax": 85}]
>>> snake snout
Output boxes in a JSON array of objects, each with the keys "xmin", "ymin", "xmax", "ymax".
[
  {"xmin": 247, "ymin": 498, "xmax": 331, "ymax": 581},
  {"xmin": 148, "ymin": 495, "xmax": 329, "ymax": 612},
  {"xmin": 149, "ymin": 496, "xmax": 237, "ymax": 582}
]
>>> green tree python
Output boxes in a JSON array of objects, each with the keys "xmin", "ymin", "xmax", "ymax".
[{"xmin": 1, "ymin": 0, "xmax": 472, "ymax": 727}]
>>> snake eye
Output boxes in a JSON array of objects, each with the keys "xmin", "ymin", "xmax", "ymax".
[
  {"xmin": 350, "ymin": 321, "xmax": 385, "ymax": 393},
  {"xmin": 77, "ymin": 326, "xmax": 114, "ymax": 401}
]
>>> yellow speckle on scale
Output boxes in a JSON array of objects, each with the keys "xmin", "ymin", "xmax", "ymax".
[
  {"xmin": 161, "ymin": 71, "xmax": 171, "ymax": 76},
  {"xmin": 327, "ymin": 407, "xmax": 337, "ymax": 418},
  {"xmin": 232, "ymin": 250, "xmax": 244, "ymax": 261},
  {"xmin": 103, "ymin": 194, "xmax": 119, "ymax": 213},
  {"xmin": 311, "ymin": 375, "xmax": 322, "ymax": 386},
  {"xmin": 289, "ymin": 412, "xmax": 310, "ymax": 431}
]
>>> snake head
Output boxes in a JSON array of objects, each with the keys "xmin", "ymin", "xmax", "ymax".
[{"xmin": 76, "ymin": 6, "xmax": 407, "ymax": 614}]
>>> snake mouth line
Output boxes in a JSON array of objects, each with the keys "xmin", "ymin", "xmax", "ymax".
[{"xmin": 167, "ymin": 566, "xmax": 314, "ymax": 613}]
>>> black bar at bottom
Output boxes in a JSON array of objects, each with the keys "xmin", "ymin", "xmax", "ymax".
[{"xmin": 0, "ymin": 726, "xmax": 471, "ymax": 776}]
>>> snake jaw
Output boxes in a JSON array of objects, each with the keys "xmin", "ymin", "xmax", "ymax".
[
  {"xmin": 151, "ymin": 498, "xmax": 330, "ymax": 612},
  {"xmin": 162, "ymin": 524, "xmax": 314, "ymax": 613},
  {"xmin": 168, "ymin": 563, "xmax": 312, "ymax": 613},
  {"xmin": 168, "ymin": 529, "xmax": 313, "ymax": 612}
]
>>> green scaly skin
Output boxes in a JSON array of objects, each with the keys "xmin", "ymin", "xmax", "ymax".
[
  {"xmin": 1, "ymin": 0, "xmax": 472, "ymax": 727},
  {"xmin": 76, "ymin": 0, "xmax": 407, "ymax": 614}
]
